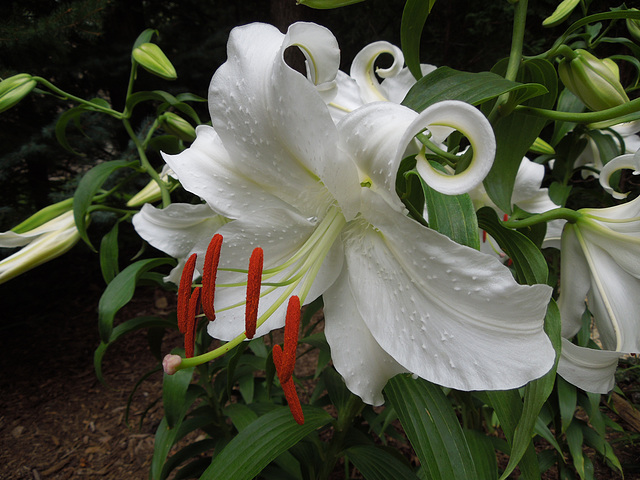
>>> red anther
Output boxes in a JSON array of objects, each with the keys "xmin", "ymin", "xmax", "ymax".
[
  {"xmin": 177, "ymin": 254, "xmax": 197, "ymax": 335},
  {"xmin": 245, "ymin": 247, "xmax": 263, "ymax": 339},
  {"xmin": 281, "ymin": 376, "xmax": 304, "ymax": 425},
  {"xmin": 185, "ymin": 287, "xmax": 201, "ymax": 358},
  {"xmin": 482, "ymin": 230, "xmax": 487, "ymax": 243},
  {"xmin": 202, "ymin": 234, "xmax": 223, "ymax": 321},
  {"xmin": 503, "ymin": 213, "xmax": 509, "ymax": 222},
  {"xmin": 280, "ymin": 296, "xmax": 300, "ymax": 380},
  {"xmin": 273, "ymin": 344, "xmax": 304, "ymax": 425}
]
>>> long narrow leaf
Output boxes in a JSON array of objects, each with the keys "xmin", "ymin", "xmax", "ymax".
[{"xmin": 400, "ymin": 0, "xmax": 436, "ymax": 80}]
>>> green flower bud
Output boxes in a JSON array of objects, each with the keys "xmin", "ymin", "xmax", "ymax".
[
  {"xmin": 529, "ymin": 137, "xmax": 555, "ymax": 155},
  {"xmin": 542, "ymin": 0, "xmax": 580, "ymax": 27},
  {"xmin": 159, "ymin": 112, "xmax": 196, "ymax": 142},
  {"xmin": 627, "ymin": 9, "xmax": 640, "ymax": 43},
  {"xmin": 558, "ymin": 48, "xmax": 629, "ymax": 111},
  {"xmin": 0, "ymin": 74, "xmax": 37, "ymax": 113},
  {"xmin": 132, "ymin": 43, "xmax": 177, "ymax": 81},
  {"xmin": 11, "ymin": 198, "xmax": 74, "ymax": 234}
]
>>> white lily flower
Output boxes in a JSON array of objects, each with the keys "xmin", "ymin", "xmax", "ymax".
[
  {"xmin": 598, "ymin": 148, "xmax": 640, "ymax": 199},
  {"xmin": 0, "ymin": 210, "xmax": 81, "ymax": 284},
  {"xmin": 557, "ymin": 195, "xmax": 640, "ymax": 392},
  {"xmin": 133, "ymin": 22, "xmax": 554, "ymax": 405}
]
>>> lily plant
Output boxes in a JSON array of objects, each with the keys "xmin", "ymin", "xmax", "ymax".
[{"xmin": 133, "ymin": 21, "xmax": 555, "ymax": 405}]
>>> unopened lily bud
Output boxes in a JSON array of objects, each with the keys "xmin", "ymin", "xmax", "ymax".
[
  {"xmin": 542, "ymin": 0, "xmax": 580, "ymax": 27},
  {"xmin": 127, "ymin": 166, "xmax": 174, "ymax": 207},
  {"xmin": 132, "ymin": 43, "xmax": 177, "ymax": 81},
  {"xmin": 0, "ymin": 211, "xmax": 81, "ymax": 284},
  {"xmin": 627, "ymin": 10, "xmax": 640, "ymax": 43},
  {"xmin": 160, "ymin": 112, "xmax": 196, "ymax": 142},
  {"xmin": 529, "ymin": 137, "xmax": 555, "ymax": 155},
  {"xmin": 558, "ymin": 48, "xmax": 629, "ymax": 111},
  {"xmin": 0, "ymin": 74, "xmax": 37, "ymax": 113}
]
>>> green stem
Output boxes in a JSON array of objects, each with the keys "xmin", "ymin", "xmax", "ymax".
[
  {"xmin": 122, "ymin": 62, "xmax": 139, "ymax": 119},
  {"xmin": 122, "ymin": 118, "xmax": 171, "ymax": 207},
  {"xmin": 502, "ymin": 207, "xmax": 582, "ymax": 229},
  {"xmin": 318, "ymin": 395, "xmax": 364, "ymax": 480},
  {"xmin": 488, "ymin": 0, "xmax": 528, "ymax": 122},
  {"xmin": 515, "ymin": 96, "xmax": 640, "ymax": 124},
  {"xmin": 33, "ymin": 77, "xmax": 123, "ymax": 118}
]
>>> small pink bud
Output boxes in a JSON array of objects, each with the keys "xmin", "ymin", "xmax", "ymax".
[{"xmin": 163, "ymin": 354, "xmax": 182, "ymax": 375}]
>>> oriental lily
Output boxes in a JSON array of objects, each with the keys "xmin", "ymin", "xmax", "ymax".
[
  {"xmin": 557, "ymin": 194, "xmax": 640, "ymax": 393},
  {"xmin": 133, "ymin": 22, "xmax": 554, "ymax": 405}
]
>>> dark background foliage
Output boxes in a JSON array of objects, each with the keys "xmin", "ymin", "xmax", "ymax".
[{"xmin": 0, "ymin": 0, "xmax": 566, "ymax": 229}]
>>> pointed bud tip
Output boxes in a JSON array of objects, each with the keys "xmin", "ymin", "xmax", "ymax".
[{"xmin": 163, "ymin": 354, "xmax": 182, "ymax": 375}]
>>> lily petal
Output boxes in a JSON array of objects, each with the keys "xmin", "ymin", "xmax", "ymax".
[
  {"xmin": 132, "ymin": 203, "xmax": 228, "ymax": 284},
  {"xmin": 342, "ymin": 189, "xmax": 554, "ymax": 391},
  {"xmin": 598, "ymin": 151, "xmax": 640, "ymax": 199},
  {"xmin": 324, "ymin": 267, "xmax": 406, "ymax": 405},
  {"xmin": 557, "ymin": 339, "xmax": 621, "ymax": 394},
  {"xmin": 412, "ymin": 101, "xmax": 496, "ymax": 195},
  {"xmin": 350, "ymin": 41, "xmax": 405, "ymax": 103}
]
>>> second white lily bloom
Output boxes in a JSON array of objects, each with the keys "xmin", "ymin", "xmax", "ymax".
[{"xmin": 133, "ymin": 22, "xmax": 554, "ymax": 405}]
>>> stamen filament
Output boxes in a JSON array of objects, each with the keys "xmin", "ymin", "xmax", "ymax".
[
  {"xmin": 177, "ymin": 254, "xmax": 197, "ymax": 334},
  {"xmin": 202, "ymin": 234, "xmax": 223, "ymax": 321},
  {"xmin": 245, "ymin": 247, "xmax": 263, "ymax": 339}
]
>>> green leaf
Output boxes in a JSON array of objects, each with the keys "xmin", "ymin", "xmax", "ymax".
[
  {"xmin": 408, "ymin": 168, "xmax": 479, "ymax": 249},
  {"xmin": 462, "ymin": 429, "xmax": 498, "ymax": 480},
  {"xmin": 346, "ymin": 444, "xmax": 420, "ymax": 480},
  {"xmin": 402, "ymin": 66, "xmax": 547, "ymax": 112},
  {"xmin": 73, "ymin": 159, "xmax": 137, "ymax": 249},
  {"xmin": 55, "ymin": 105, "xmax": 90, "ymax": 154},
  {"xmin": 484, "ymin": 59, "xmax": 558, "ymax": 212},
  {"xmin": 476, "ymin": 207, "xmax": 548, "ymax": 286},
  {"xmin": 163, "ymin": 365, "xmax": 195, "ymax": 428},
  {"xmin": 400, "ymin": 0, "xmax": 436, "ymax": 81},
  {"xmin": 384, "ymin": 375, "xmax": 479, "ymax": 480},
  {"xmin": 99, "ymin": 221, "xmax": 120, "ymax": 284},
  {"xmin": 93, "ymin": 315, "xmax": 174, "ymax": 384},
  {"xmin": 201, "ymin": 406, "xmax": 332, "ymax": 480},
  {"xmin": 498, "ymin": 301, "xmax": 561, "ymax": 480},
  {"xmin": 159, "ymin": 439, "xmax": 217, "ymax": 480},
  {"xmin": 557, "ymin": 376, "xmax": 577, "ymax": 434},
  {"xmin": 132, "ymin": 28, "xmax": 158, "ymax": 51},
  {"xmin": 98, "ymin": 257, "xmax": 175, "ymax": 342},
  {"xmin": 224, "ymin": 403, "xmax": 259, "ymax": 432}
]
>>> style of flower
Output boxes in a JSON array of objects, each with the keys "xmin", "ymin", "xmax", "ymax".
[
  {"xmin": 0, "ymin": 210, "xmax": 81, "ymax": 284},
  {"xmin": 557, "ymin": 195, "xmax": 640, "ymax": 393},
  {"xmin": 133, "ymin": 21, "xmax": 554, "ymax": 405}
]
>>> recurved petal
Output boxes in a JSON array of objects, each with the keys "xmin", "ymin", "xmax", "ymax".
[
  {"xmin": 209, "ymin": 22, "xmax": 353, "ymax": 218},
  {"xmin": 323, "ymin": 266, "xmax": 406, "ymax": 405},
  {"xmin": 132, "ymin": 203, "xmax": 228, "ymax": 284},
  {"xmin": 598, "ymin": 152, "xmax": 640, "ymax": 199},
  {"xmin": 381, "ymin": 64, "xmax": 437, "ymax": 104},
  {"xmin": 557, "ymin": 224, "xmax": 592, "ymax": 338},
  {"xmin": 413, "ymin": 101, "xmax": 496, "ymax": 195},
  {"xmin": 343, "ymin": 189, "xmax": 554, "ymax": 391},
  {"xmin": 557, "ymin": 339, "xmax": 621, "ymax": 394},
  {"xmin": 350, "ymin": 41, "xmax": 404, "ymax": 103}
]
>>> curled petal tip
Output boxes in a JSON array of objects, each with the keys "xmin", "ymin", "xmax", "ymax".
[{"xmin": 163, "ymin": 354, "xmax": 182, "ymax": 375}]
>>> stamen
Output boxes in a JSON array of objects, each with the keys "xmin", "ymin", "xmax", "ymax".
[
  {"xmin": 281, "ymin": 295, "xmax": 301, "ymax": 381},
  {"xmin": 177, "ymin": 254, "xmax": 197, "ymax": 334},
  {"xmin": 245, "ymin": 247, "xmax": 263, "ymax": 339},
  {"xmin": 482, "ymin": 230, "xmax": 487, "ymax": 243},
  {"xmin": 503, "ymin": 213, "xmax": 509, "ymax": 222},
  {"xmin": 202, "ymin": 234, "xmax": 223, "ymax": 321},
  {"xmin": 185, "ymin": 286, "xmax": 201, "ymax": 358},
  {"xmin": 273, "ymin": 344, "xmax": 304, "ymax": 425}
]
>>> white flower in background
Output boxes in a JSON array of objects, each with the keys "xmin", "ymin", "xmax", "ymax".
[
  {"xmin": 557, "ymin": 195, "xmax": 640, "ymax": 393},
  {"xmin": 0, "ymin": 210, "xmax": 81, "ymax": 284},
  {"xmin": 134, "ymin": 22, "xmax": 554, "ymax": 405},
  {"xmin": 328, "ymin": 40, "xmax": 436, "ymax": 120},
  {"xmin": 598, "ymin": 147, "xmax": 640, "ymax": 199},
  {"xmin": 574, "ymin": 122, "xmax": 640, "ymax": 178}
]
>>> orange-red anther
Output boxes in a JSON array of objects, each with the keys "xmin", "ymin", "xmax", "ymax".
[
  {"xmin": 177, "ymin": 254, "xmax": 197, "ymax": 334},
  {"xmin": 185, "ymin": 287, "xmax": 201, "ymax": 358},
  {"xmin": 482, "ymin": 230, "xmax": 487, "ymax": 243},
  {"xmin": 279, "ymin": 295, "xmax": 300, "ymax": 381},
  {"xmin": 202, "ymin": 234, "xmax": 223, "ymax": 321},
  {"xmin": 244, "ymin": 247, "xmax": 263, "ymax": 339},
  {"xmin": 273, "ymin": 344, "xmax": 304, "ymax": 425},
  {"xmin": 503, "ymin": 213, "xmax": 509, "ymax": 222}
]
